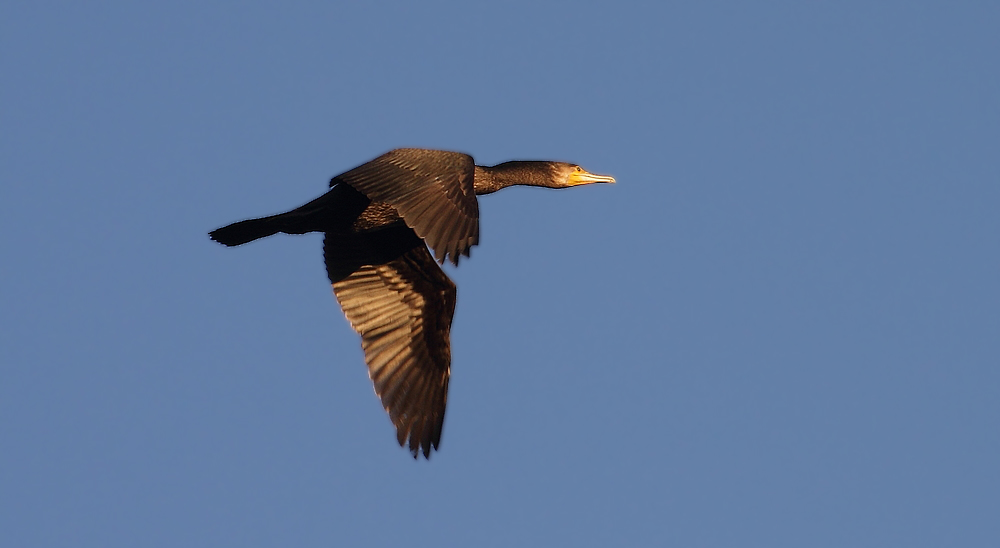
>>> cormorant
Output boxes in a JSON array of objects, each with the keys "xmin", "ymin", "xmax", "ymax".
[{"xmin": 210, "ymin": 148, "xmax": 615, "ymax": 458}]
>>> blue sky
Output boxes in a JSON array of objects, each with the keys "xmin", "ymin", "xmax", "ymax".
[{"xmin": 2, "ymin": 1, "xmax": 998, "ymax": 546}]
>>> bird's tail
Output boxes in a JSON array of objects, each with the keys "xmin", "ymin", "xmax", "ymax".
[
  {"xmin": 210, "ymin": 188, "xmax": 342, "ymax": 246},
  {"xmin": 209, "ymin": 216, "xmax": 284, "ymax": 246}
]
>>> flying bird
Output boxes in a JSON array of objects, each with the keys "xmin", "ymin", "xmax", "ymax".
[{"xmin": 210, "ymin": 148, "xmax": 615, "ymax": 458}]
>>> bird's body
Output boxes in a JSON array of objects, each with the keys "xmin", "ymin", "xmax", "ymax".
[{"xmin": 210, "ymin": 148, "xmax": 614, "ymax": 458}]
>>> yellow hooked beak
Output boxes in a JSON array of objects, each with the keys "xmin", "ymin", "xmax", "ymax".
[{"xmin": 566, "ymin": 167, "xmax": 616, "ymax": 187}]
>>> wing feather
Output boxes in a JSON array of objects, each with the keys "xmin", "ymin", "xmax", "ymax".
[
  {"xmin": 330, "ymin": 244, "xmax": 455, "ymax": 459},
  {"xmin": 332, "ymin": 149, "xmax": 480, "ymax": 265}
]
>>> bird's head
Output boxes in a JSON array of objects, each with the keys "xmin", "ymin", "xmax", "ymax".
[
  {"xmin": 554, "ymin": 163, "xmax": 617, "ymax": 188},
  {"xmin": 477, "ymin": 160, "xmax": 616, "ymax": 194}
]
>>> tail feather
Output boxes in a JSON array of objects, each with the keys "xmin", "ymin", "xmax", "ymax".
[
  {"xmin": 209, "ymin": 217, "xmax": 281, "ymax": 246},
  {"xmin": 210, "ymin": 187, "xmax": 348, "ymax": 246}
]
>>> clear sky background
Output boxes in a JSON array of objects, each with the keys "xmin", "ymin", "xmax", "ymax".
[{"xmin": 2, "ymin": 1, "xmax": 998, "ymax": 546}]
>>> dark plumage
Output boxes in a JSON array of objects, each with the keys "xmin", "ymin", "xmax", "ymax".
[{"xmin": 210, "ymin": 148, "xmax": 614, "ymax": 458}]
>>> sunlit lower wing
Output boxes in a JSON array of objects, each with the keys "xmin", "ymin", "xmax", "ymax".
[
  {"xmin": 330, "ymin": 245, "xmax": 456, "ymax": 458},
  {"xmin": 331, "ymin": 148, "xmax": 479, "ymax": 265}
]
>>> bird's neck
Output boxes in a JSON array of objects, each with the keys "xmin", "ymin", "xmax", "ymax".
[{"xmin": 473, "ymin": 162, "xmax": 556, "ymax": 195}]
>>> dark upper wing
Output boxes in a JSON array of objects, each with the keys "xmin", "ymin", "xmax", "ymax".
[
  {"xmin": 329, "ymin": 244, "xmax": 455, "ymax": 458},
  {"xmin": 331, "ymin": 148, "xmax": 479, "ymax": 265}
]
